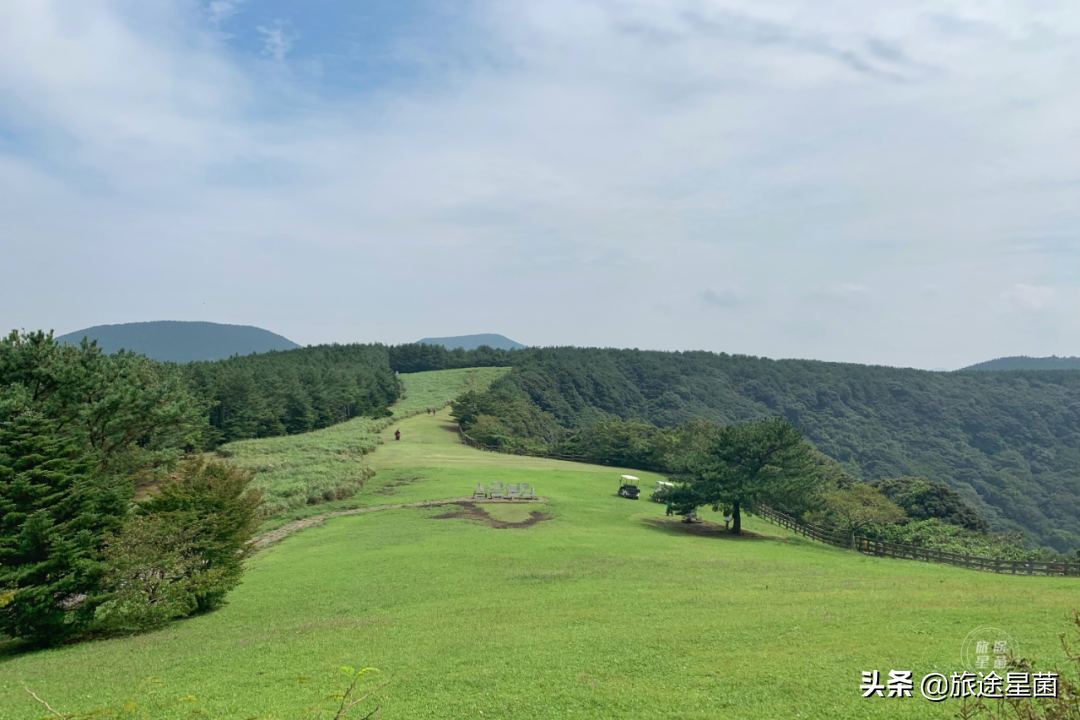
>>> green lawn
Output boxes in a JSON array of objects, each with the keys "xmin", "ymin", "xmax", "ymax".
[{"xmin": 1, "ymin": 370, "xmax": 1076, "ymax": 719}]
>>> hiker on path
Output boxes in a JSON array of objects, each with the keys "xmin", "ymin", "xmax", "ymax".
[{"xmin": 395, "ymin": 429, "xmax": 401, "ymax": 441}]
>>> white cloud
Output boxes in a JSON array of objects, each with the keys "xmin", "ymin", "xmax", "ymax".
[
  {"xmin": 1002, "ymin": 283, "xmax": 1055, "ymax": 311},
  {"xmin": 205, "ymin": 0, "xmax": 245, "ymax": 27},
  {"xmin": 256, "ymin": 20, "xmax": 296, "ymax": 62},
  {"xmin": 0, "ymin": 0, "xmax": 1077, "ymax": 368}
]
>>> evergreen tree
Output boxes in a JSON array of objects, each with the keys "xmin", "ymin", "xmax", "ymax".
[
  {"xmin": 0, "ymin": 410, "xmax": 130, "ymax": 645},
  {"xmin": 667, "ymin": 418, "xmax": 823, "ymax": 534}
]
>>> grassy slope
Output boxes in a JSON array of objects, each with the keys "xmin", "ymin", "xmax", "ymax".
[
  {"xmin": 224, "ymin": 367, "xmax": 510, "ymax": 516},
  {"xmin": 1, "ymin": 370, "xmax": 1077, "ymax": 719}
]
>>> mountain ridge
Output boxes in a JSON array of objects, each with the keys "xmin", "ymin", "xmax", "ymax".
[
  {"xmin": 960, "ymin": 356, "xmax": 1080, "ymax": 371},
  {"xmin": 55, "ymin": 321, "xmax": 300, "ymax": 363},
  {"xmin": 417, "ymin": 333, "xmax": 525, "ymax": 351}
]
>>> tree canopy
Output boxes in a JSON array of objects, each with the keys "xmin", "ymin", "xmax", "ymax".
[{"xmin": 666, "ymin": 418, "xmax": 826, "ymax": 534}]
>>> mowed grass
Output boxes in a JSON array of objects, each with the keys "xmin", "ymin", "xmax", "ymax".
[
  {"xmin": 1, "ymin": 371, "xmax": 1077, "ymax": 719},
  {"xmin": 391, "ymin": 366, "xmax": 510, "ymax": 415},
  {"xmin": 224, "ymin": 367, "xmax": 510, "ymax": 516}
]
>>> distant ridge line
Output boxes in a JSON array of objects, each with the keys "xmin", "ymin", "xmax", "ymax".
[
  {"xmin": 959, "ymin": 355, "xmax": 1080, "ymax": 372},
  {"xmin": 54, "ymin": 320, "xmax": 300, "ymax": 363},
  {"xmin": 416, "ymin": 333, "xmax": 525, "ymax": 351}
]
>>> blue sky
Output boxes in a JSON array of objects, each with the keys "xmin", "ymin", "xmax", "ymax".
[{"xmin": 1, "ymin": 0, "xmax": 1077, "ymax": 369}]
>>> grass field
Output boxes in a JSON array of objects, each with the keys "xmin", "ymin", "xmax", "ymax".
[
  {"xmin": 223, "ymin": 367, "xmax": 510, "ymax": 516},
  {"xmin": 1, "ymin": 369, "xmax": 1077, "ymax": 719}
]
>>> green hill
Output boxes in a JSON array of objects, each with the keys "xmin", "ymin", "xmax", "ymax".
[
  {"xmin": 960, "ymin": 355, "xmax": 1080, "ymax": 371},
  {"xmin": 416, "ymin": 333, "xmax": 526, "ymax": 351},
  {"xmin": 417, "ymin": 347, "xmax": 1080, "ymax": 552},
  {"xmin": 55, "ymin": 321, "xmax": 300, "ymax": 363},
  {"xmin": 2, "ymin": 370, "xmax": 1076, "ymax": 719}
]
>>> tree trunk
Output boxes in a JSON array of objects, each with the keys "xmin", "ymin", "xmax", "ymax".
[{"xmin": 732, "ymin": 500, "xmax": 742, "ymax": 534}]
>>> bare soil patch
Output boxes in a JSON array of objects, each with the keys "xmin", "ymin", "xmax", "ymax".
[
  {"xmin": 429, "ymin": 502, "xmax": 552, "ymax": 529},
  {"xmin": 252, "ymin": 497, "xmax": 548, "ymax": 550}
]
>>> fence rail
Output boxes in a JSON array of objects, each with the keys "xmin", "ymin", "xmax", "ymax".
[
  {"xmin": 756, "ymin": 505, "xmax": 1080, "ymax": 578},
  {"xmin": 457, "ymin": 428, "xmax": 589, "ymax": 463}
]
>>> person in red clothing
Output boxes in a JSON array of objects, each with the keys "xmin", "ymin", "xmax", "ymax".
[{"xmin": 394, "ymin": 429, "xmax": 401, "ymax": 441}]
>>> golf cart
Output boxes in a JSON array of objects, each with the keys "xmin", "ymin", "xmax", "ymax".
[
  {"xmin": 617, "ymin": 475, "xmax": 640, "ymax": 500},
  {"xmin": 651, "ymin": 480, "xmax": 675, "ymax": 503}
]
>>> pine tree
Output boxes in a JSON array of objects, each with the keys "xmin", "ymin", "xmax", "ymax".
[{"xmin": 0, "ymin": 410, "xmax": 130, "ymax": 645}]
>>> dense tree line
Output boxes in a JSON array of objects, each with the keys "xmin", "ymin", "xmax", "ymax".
[
  {"xmin": 184, "ymin": 343, "xmax": 401, "ymax": 446},
  {"xmin": 446, "ymin": 347, "xmax": 1080, "ymax": 552},
  {"xmin": 387, "ymin": 342, "xmax": 515, "ymax": 374}
]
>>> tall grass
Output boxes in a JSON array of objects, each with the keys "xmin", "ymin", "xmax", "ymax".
[{"xmin": 221, "ymin": 367, "xmax": 510, "ymax": 516}]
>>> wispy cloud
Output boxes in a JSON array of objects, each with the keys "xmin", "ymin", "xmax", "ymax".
[
  {"xmin": 205, "ymin": 0, "xmax": 245, "ymax": 27},
  {"xmin": 257, "ymin": 20, "xmax": 297, "ymax": 62}
]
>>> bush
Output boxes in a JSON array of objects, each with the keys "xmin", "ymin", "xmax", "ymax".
[
  {"xmin": 109, "ymin": 456, "xmax": 263, "ymax": 619},
  {"xmin": 808, "ymin": 483, "xmax": 907, "ymax": 549},
  {"xmin": 872, "ymin": 476, "xmax": 989, "ymax": 532},
  {"xmin": 862, "ymin": 517, "xmax": 1037, "ymax": 561},
  {"xmin": 95, "ymin": 514, "xmax": 205, "ymax": 632}
]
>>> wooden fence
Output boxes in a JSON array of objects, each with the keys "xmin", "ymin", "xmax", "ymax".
[{"xmin": 756, "ymin": 505, "xmax": 1080, "ymax": 578}]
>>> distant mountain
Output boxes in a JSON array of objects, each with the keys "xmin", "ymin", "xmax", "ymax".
[
  {"xmin": 960, "ymin": 356, "xmax": 1080, "ymax": 372},
  {"xmin": 55, "ymin": 321, "xmax": 301, "ymax": 363},
  {"xmin": 417, "ymin": 333, "xmax": 526, "ymax": 351}
]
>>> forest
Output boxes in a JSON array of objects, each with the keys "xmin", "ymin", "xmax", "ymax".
[
  {"xmin": 183, "ymin": 343, "xmax": 400, "ymax": 446},
  {"xmin": 5, "ymin": 333, "xmax": 1078, "ymax": 553},
  {"xmin": 445, "ymin": 347, "xmax": 1080, "ymax": 553}
]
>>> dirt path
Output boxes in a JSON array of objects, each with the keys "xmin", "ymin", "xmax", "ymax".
[{"xmin": 252, "ymin": 497, "xmax": 548, "ymax": 551}]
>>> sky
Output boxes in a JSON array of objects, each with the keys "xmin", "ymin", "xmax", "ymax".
[{"xmin": 1, "ymin": 0, "xmax": 1077, "ymax": 370}]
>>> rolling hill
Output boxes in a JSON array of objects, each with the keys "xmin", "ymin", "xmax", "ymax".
[
  {"xmin": 960, "ymin": 355, "xmax": 1080, "ymax": 371},
  {"xmin": 417, "ymin": 333, "xmax": 526, "ymax": 351},
  {"xmin": 2, "ymin": 370, "xmax": 1075, "ymax": 719},
  {"xmin": 419, "ymin": 346, "xmax": 1080, "ymax": 552},
  {"xmin": 55, "ymin": 321, "xmax": 300, "ymax": 363}
]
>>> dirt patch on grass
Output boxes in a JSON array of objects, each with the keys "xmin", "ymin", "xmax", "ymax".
[
  {"xmin": 252, "ymin": 497, "xmax": 548, "ymax": 551},
  {"xmin": 429, "ymin": 502, "xmax": 552, "ymax": 529},
  {"xmin": 642, "ymin": 516, "xmax": 785, "ymax": 541}
]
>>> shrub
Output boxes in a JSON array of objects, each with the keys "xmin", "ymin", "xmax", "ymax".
[
  {"xmin": 127, "ymin": 456, "xmax": 262, "ymax": 615},
  {"xmin": 872, "ymin": 476, "xmax": 989, "ymax": 532},
  {"xmin": 95, "ymin": 514, "xmax": 205, "ymax": 632}
]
